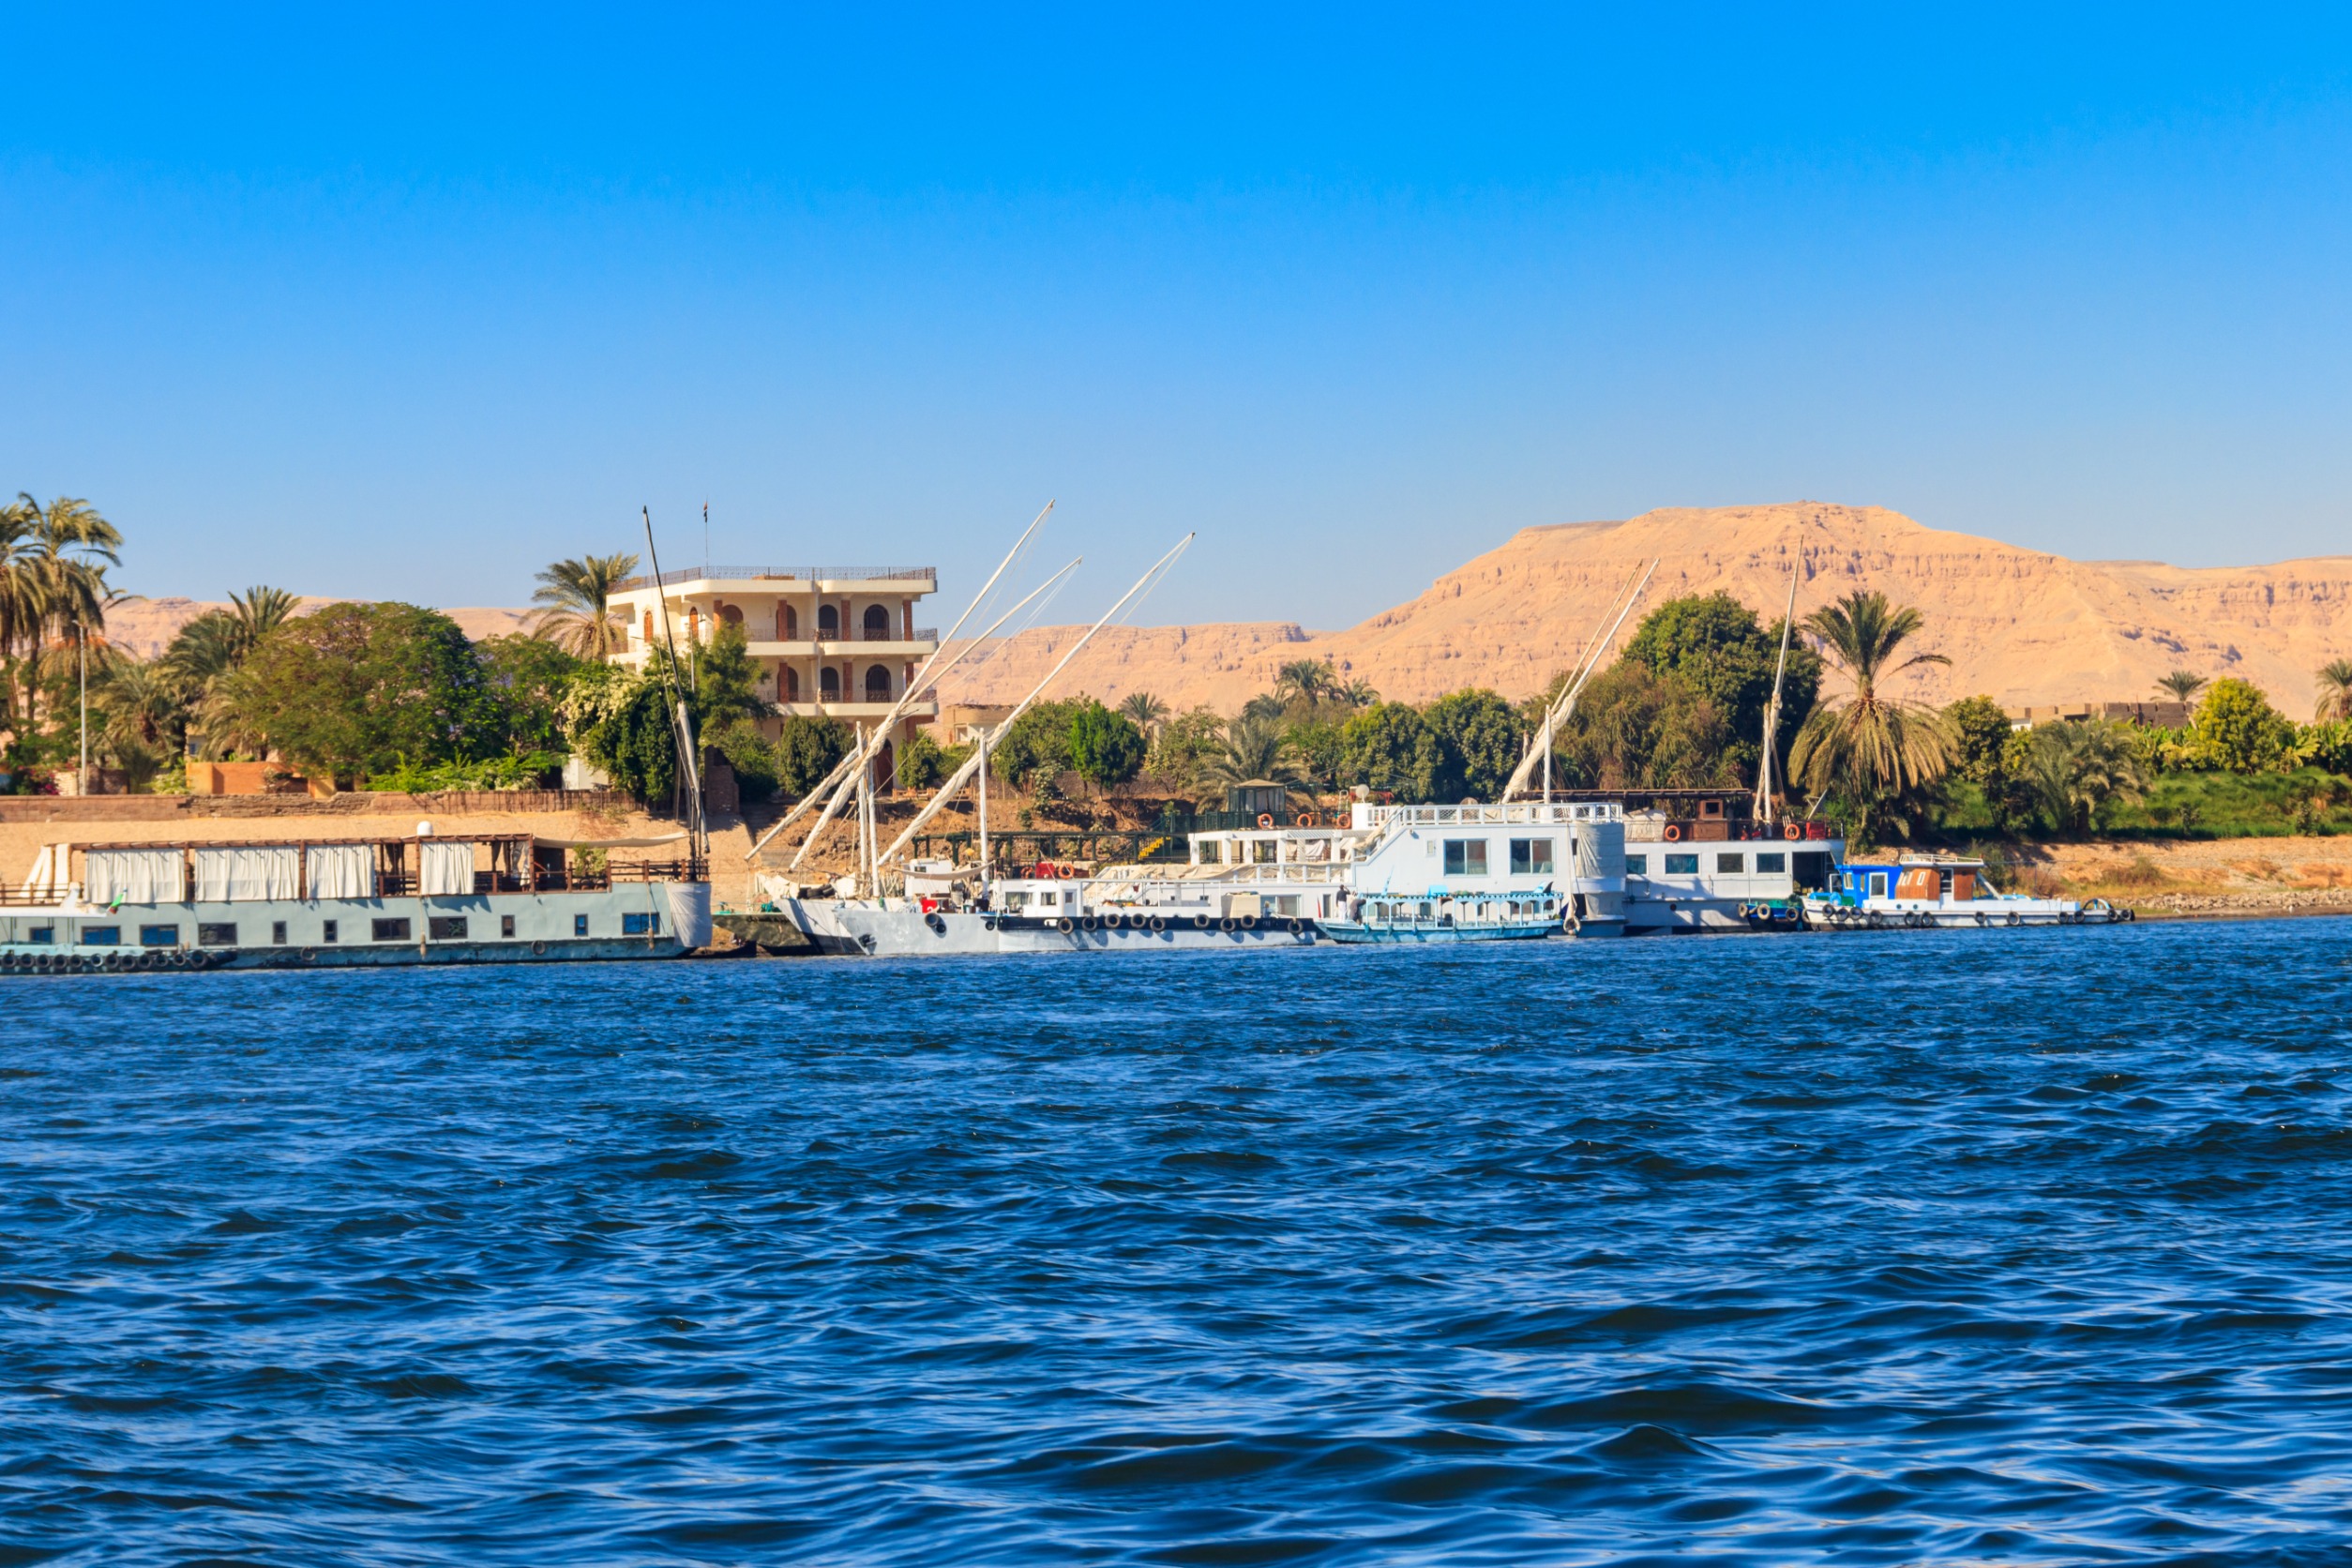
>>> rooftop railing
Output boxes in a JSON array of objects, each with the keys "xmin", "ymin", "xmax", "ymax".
[{"xmin": 616, "ymin": 565, "xmax": 938, "ymax": 591}]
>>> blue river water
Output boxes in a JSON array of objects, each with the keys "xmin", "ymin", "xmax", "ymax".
[{"xmin": 6, "ymin": 917, "xmax": 2352, "ymax": 1565}]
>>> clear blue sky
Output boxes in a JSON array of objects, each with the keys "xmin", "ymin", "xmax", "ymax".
[{"xmin": 6, "ymin": 7, "xmax": 2351, "ymax": 628}]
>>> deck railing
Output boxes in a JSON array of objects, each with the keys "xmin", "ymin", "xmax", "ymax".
[{"xmin": 617, "ymin": 565, "xmax": 938, "ymax": 591}]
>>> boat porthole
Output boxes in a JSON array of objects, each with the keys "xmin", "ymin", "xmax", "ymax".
[{"xmin": 532, "ymin": 940, "xmax": 548, "ymax": 956}]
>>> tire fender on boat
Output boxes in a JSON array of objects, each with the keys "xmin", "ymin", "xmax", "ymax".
[
  {"xmin": 1192, "ymin": 913, "xmax": 1211, "ymax": 929},
  {"xmin": 1149, "ymin": 915, "xmax": 1167, "ymax": 932}
]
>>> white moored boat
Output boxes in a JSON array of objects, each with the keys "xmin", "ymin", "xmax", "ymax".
[
  {"xmin": 0, "ymin": 833, "xmax": 712, "ymax": 974},
  {"xmin": 1799, "ymin": 854, "xmax": 2132, "ymax": 929}
]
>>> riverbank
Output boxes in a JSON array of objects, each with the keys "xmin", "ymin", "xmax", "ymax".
[{"xmin": 2001, "ymin": 835, "xmax": 2352, "ymax": 920}]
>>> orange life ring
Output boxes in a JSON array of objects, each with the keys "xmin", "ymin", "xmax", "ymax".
[
  {"xmin": 1258, "ymin": 813, "xmax": 1274, "ymax": 829},
  {"xmin": 1663, "ymin": 822, "xmax": 1682, "ymax": 841},
  {"xmin": 1783, "ymin": 823, "xmax": 1802, "ymax": 841},
  {"xmin": 1296, "ymin": 813, "xmax": 1314, "ymax": 827}
]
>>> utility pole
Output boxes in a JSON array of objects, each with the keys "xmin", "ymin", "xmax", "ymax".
[{"xmin": 78, "ymin": 626, "xmax": 88, "ymax": 797}]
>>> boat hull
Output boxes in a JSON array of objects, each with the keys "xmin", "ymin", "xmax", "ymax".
[
  {"xmin": 788, "ymin": 900, "xmax": 1318, "ymax": 957},
  {"xmin": 1320, "ymin": 918, "xmax": 1556, "ymax": 944}
]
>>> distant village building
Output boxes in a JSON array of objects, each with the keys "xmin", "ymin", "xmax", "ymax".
[
  {"xmin": 606, "ymin": 565, "xmax": 941, "ymax": 783},
  {"xmin": 2003, "ymin": 700, "xmax": 2190, "ymax": 731}
]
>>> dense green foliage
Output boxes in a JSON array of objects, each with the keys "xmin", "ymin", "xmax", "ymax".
[
  {"xmin": 775, "ymin": 716, "xmax": 852, "ymax": 798},
  {"xmin": 1620, "ymin": 592, "xmax": 1820, "ymax": 772},
  {"xmin": 236, "ymin": 602, "xmax": 503, "ymax": 783},
  {"xmin": 1066, "ymin": 701, "xmax": 1146, "ymax": 792}
]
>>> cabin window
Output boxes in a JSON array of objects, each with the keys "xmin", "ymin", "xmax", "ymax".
[
  {"xmin": 25, "ymin": 926, "xmax": 53, "ymax": 944},
  {"xmin": 271, "ymin": 921, "xmax": 288, "ymax": 945},
  {"xmin": 1716, "ymin": 853, "xmax": 1743, "ymax": 874},
  {"xmin": 372, "ymin": 918, "xmax": 412, "ymax": 942},
  {"xmin": 574, "ymin": 914, "xmax": 590, "ymax": 937},
  {"xmin": 1509, "ymin": 838, "xmax": 1555, "ymax": 874},
  {"xmin": 501, "ymin": 914, "xmax": 516, "ymax": 938},
  {"xmin": 140, "ymin": 924, "xmax": 179, "ymax": 947},
  {"xmin": 79, "ymin": 926, "xmax": 121, "ymax": 946},
  {"xmin": 428, "ymin": 916, "xmax": 468, "ymax": 941},
  {"xmin": 1664, "ymin": 853, "xmax": 1698, "ymax": 875},
  {"xmin": 1868, "ymin": 873, "xmax": 1889, "ymax": 897},
  {"xmin": 623, "ymin": 912, "xmax": 659, "ymax": 936},
  {"xmin": 1756, "ymin": 852, "xmax": 1786, "ymax": 874},
  {"xmin": 322, "ymin": 920, "xmax": 339, "ymax": 943},
  {"xmin": 1441, "ymin": 839, "xmax": 1488, "ymax": 876},
  {"xmin": 198, "ymin": 923, "xmax": 238, "ymax": 947},
  {"xmin": 1623, "ymin": 855, "xmax": 1647, "ymax": 875}
]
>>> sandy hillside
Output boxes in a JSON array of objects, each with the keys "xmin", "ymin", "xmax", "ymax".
[{"xmin": 934, "ymin": 503, "xmax": 2352, "ymax": 716}]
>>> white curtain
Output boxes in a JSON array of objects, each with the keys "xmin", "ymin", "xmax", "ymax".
[
  {"xmin": 419, "ymin": 840, "xmax": 475, "ymax": 897},
  {"xmin": 83, "ymin": 848, "xmax": 186, "ymax": 905},
  {"xmin": 194, "ymin": 845, "xmax": 300, "ymax": 902},
  {"xmin": 305, "ymin": 844, "xmax": 376, "ymax": 899}
]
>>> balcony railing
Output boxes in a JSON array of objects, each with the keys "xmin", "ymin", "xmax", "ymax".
[{"xmin": 616, "ymin": 565, "xmax": 938, "ymax": 591}]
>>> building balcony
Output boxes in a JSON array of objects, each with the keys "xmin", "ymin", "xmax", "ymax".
[
  {"xmin": 745, "ymin": 634, "xmax": 939, "ymax": 657},
  {"xmin": 613, "ymin": 565, "xmax": 938, "ymax": 596},
  {"xmin": 769, "ymin": 699, "xmax": 940, "ymax": 722}
]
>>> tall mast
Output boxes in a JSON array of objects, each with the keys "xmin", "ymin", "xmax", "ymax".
[
  {"xmin": 1502, "ymin": 558, "xmax": 1658, "ymax": 801},
  {"xmin": 641, "ymin": 506, "xmax": 707, "ymax": 857},
  {"xmin": 880, "ymin": 535, "xmax": 1194, "ymax": 866},
  {"xmin": 1754, "ymin": 561, "xmax": 1801, "ymax": 825}
]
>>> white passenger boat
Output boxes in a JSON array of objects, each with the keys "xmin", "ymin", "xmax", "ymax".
[
  {"xmin": 1799, "ymin": 854, "xmax": 2132, "ymax": 929},
  {"xmin": 0, "ymin": 833, "xmax": 712, "ymax": 973}
]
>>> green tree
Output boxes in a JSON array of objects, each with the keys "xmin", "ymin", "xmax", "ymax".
[
  {"xmin": 530, "ymin": 551, "xmax": 641, "ymax": 659},
  {"xmin": 1338, "ymin": 702, "xmax": 1433, "ymax": 798},
  {"xmin": 2314, "ymin": 658, "xmax": 2352, "ymax": 723},
  {"xmin": 1422, "ymin": 688, "xmax": 1522, "ymax": 802},
  {"xmin": 694, "ymin": 622, "xmax": 772, "ymax": 730},
  {"xmin": 1288, "ymin": 716, "xmax": 1349, "ymax": 802},
  {"xmin": 238, "ymin": 602, "xmax": 500, "ymax": 783},
  {"xmin": 1274, "ymin": 658, "xmax": 1336, "ymax": 710},
  {"xmin": 1552, "ymin": 663, "xmax": 1738, "ymax": 790},
  {"xmin": 2155, "ymin": 670, "xmax": 2209, "ymax": 705},
  {"xmin": 1066, "ymin": 701, "xmax": 1145, "ymax": 794},
  {"xmin": 1787, "ymin": 590, "xmax": 1957, "ymax": 842},
  {"xmin": 995, "ymin": 698, "xmax": 1086, "ymax": 789},
  {"xmin": 894, "ymin": 727, "xmax": 949, "ymax": 792},
  {"xmin": 476, "ymin": 633, "xmax": 585, "ymax": 758},
  {"xmin": 1621, "ymin": 592, "xmax": 1823, "ymax": 771},
  {"xmin": 2027, "ymin": 718, "xmax": 2150, "ymax": 834},
  {"xmin": 1146, "ymin": 707, "xmax": 1227, "ymax": 793},
  {"xmin": 2179, "ymin": 678, "xmax": 2296, "ymax": 774},
  {"xmin": 230, "ymin": 586, "xmax": 299, "ymax": 649},
  {"xmin": 775, "ymin": 714, "xmax": 853, "ymax": 798},
  {"xmin": 1203, "ymin": 711, "xmax": 1304, "ymax": 792},
  {"xmin": 1119, "ymin": 691, "xmax": 1168, "ymax": 733}
]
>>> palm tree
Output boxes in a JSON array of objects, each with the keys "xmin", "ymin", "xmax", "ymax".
[
  {"xmin": 2314, "ymin": 659, "xmax": 2352, "ymax": 723},
  {"xmin": 9, "ymin": 496, "xmax": 122, "ymax": 776},
  {"xmin": 1787, "ymin": 590, "xmax": 1957, "ymax": 841},
  {"xmin": 531, "ymin": 551, "xmax": 641, "ymax": 659},
  {"xmin": 1201, "ymin": 712, "xmax": 1303, "ymax": 791},
  {"xmin": 1336, "ymin": 677, "xmax": 1378, "ymax": 709},
  {"xmin": 2028, "ymin": 718, "xmax": 2150, "ymax": 835},
  {"xmin": 1274, "ymin": 658, "xmax": 1335, "ymax": 708},
  {"xmin": 231, "ymin": 586, "xmax": 300, "ymax": 652},
  {"xmin": 2155, "ymin": 670, "xmax": 2209, "ymax": 705},
  {"xmin": 1120, "ymin": 691, "xmax": 1168, "ymax": 734}
]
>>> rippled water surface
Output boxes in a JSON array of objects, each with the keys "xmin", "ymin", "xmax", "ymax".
[{"xmin": 9, "ymin": 918, "xmax": 2352, "ymax": 1564}]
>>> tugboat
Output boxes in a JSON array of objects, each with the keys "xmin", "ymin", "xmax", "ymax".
[{"xmin": 1799, "ymin": 853, "xmax": 2131, "ymax": 929}]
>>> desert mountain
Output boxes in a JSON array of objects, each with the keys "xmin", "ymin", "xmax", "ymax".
[
  {"xmin": 938, "ymin": 503, "xmax": 2352, "ymax": 717},
  {"xmin": 101, "ymin": 598, "xmax": 533, "ymax": 659}
]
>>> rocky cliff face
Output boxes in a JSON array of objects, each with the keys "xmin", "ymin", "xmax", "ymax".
[{"xmin": 935, "ymin": 503, "xmax": 2352, "ymax": 717}]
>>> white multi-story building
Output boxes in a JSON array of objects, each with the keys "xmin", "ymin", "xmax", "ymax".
[{"xmin": 606, "ymin": 564, "xmax": 941, "ymax": 782}]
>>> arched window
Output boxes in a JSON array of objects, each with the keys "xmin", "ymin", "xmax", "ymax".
[
  {"xmin": 717, "ymin": 603, "xmax": 743, "ymax": 626},
  {"xmin": 817, "ymin": 604, "xmax": 839, "ymax": 638},
  {"xmin": 819, "ymin": 667, "xmax": 840, "ymax": 701},
  {"xmin": 783, "ymin": 666, "xmax": 801, "ymax": 701},
  {"xmin": 863, "ymin": 604, "xmax": 890, "ymax": 640},
  {"xmin": 865, "ymin": 665, "xmax": 892, "ymax": 701},
  {"xmin": 778, "ymin": 603, "xmax": 797, "ymax": 641}
]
